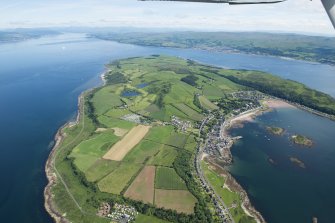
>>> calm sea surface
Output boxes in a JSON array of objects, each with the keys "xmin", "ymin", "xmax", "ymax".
[
  {"xmin": 228, "ymin": 107, "xmax": 335, "ymax": 223},
  {"xmin": 0, "ymin": 33, "xmax": 334, "ymax": 222}
]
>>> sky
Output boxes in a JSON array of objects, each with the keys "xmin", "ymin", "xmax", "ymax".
[{"xmin": 0, "ymin": 0, "xmax": 334, "ymax": 35}]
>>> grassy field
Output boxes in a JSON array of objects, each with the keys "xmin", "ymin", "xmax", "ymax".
[
  {"xmin": 183, "ymin": 135, "xmax": 197, "ymax": 153},
  {"xmin": 98, "ymin": 116, "xmax": 135, "ymax": 129},
  {"xmin": 199, "ymin": 95, "xmax": 219, "ymax": 111},
  {"xmin": 135, "ymin": 214, "xmax": 171, "ymax": 223},
  {"xmin": 124, "ymin": 166, "xmax": 155, "ymax": 204},
  {"xmin": 201, "ymin": 161, "xmax": 257, "ymax": 223},
  {"xmin": 123, "ymin": 139, "xmax": 162, "ymax": 164},
  {"xmin": 148, "ymin": 145, "xmax": 178, "ymax": 167},
  {"xmin": 155, "ymin": 167, "xmax": 187, "ymax": 190},
  {"xmin": 92, "ymin": 86, "xmax": 123, "ymax": 115},
  {"xmin": 69, "ymin": 130, "xmax": 120, "ymax": 171},
  {"xmin": 166, "ymin": 133, "xmax": 188, "ymax": 149},
  {"xmin": 154, "ymin": 189, "xmax": 197, "ymax": 214},
  {"xmin": 173, "ymin": 103, "xmax": 204, "ymax": 121},
  {"xmin": 144, "ymin": 126, "xmax": 174, "ymax": 144},
  {"xmin": 97, "ymin": 162, "xmax": 142, "ymax": 194},
  {"xmin": 85, "ymin": 159, "xmax": 119, "ymax": 182},
  {"xmin": 103, "ymin": 125, "xmax": 150, "ymax": 161},
  {"xmin": 203, "ymin": 85, "xmax": 224, "ymax": 100}
]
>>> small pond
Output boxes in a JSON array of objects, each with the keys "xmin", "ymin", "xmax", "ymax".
[
  {"xmin": 136, "ymin": 83, "xmax": 149, "ymax": 89},
  {"xmin": 121, "ymin": 89, "xmax": 141, "ymax": 97}
]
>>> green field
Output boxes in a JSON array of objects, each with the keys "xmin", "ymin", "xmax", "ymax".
[
  {"xmin": 92, "ymin": 86, "xmax": 123, "ymax": 115},
  {"xmin": 199, "ymin": 96, "xmax": 219, "ymax": 110},
  {"xmin": 135, "ymin": 214, "xmax": 171, "ymax": 223},
  {"xmin": 97, "ymin": 116, "xmax": 135, "ymax": 129},
  {"xmin": 69, "ymin": 130, "xmax": 119, "ymax": 171},
  {"xmin": 201, "ymin": 161, "xmax": 257, "ymax": 223},
  {"xmin": 167, "ymin": 133, "xmax": 188, "ymax": 149},
  {"xmin": 183, "ymin": 135, "xmax": 198, "ymax": 152},
  {"xmin": 97, "ymin": 162, "xmax": 142, "ymax": 194},
  {"xmin": 85, "ymin": 159, "xmax": 119, "ymax": 182},
  {"xmin": 123, "ymin": 140, "xmax": 162, "ymax": 164},
  {"xmin": 173, "ymin": 103, "xmax": 204, "ymax": 121},
  {"xmin": 149, "ymin": 145, "xmax": 178, "ymax": 167},
  {"xmin": 155, "ymin": 167, "xmax": 187, "ymax": 190},
  {"xmin": 144, "ymin": 126, "xmax": 174, "ymax": 144},
  {"xmin": 154, "ymin": 189, "xmax": 197, "ymax": 214}
]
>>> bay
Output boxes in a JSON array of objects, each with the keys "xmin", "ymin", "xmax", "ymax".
[{"xmin": 228, "ymin": 106, "xmax": 335, "ymax": 223}]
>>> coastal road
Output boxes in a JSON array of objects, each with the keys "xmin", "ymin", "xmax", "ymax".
[{"xmin": 196, "ymin": 116, "xmax": 235, "ymax": 223}]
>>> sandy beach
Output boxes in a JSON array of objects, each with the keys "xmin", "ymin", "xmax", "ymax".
[
  {"xmin": 263, "ymin": 99, "xmax": 295, "ymax": 109},
  {"xmin": 230, "ymin": 99, "xmax": 295, "ymax": 126}
]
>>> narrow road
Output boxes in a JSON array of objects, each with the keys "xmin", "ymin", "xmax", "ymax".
[
  {"xmin": 51, "ymin": 95, "xmax": 86, "ymax": 213},
  {"xmin": 196, "ymin": 115, "xmax": 235, "ymax": 223}
]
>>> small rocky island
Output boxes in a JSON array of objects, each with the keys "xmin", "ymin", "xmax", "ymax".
[
  {"xmin": 266, "ymin": 126, "xmax": 285, "ymax": 135},
  {"xmin": 291, "ymin": 134, "xmax": 313, "ymax": 147},
  {"xmin": 290, "ymin": 157, "xmax": 306, "ymax": 168}
]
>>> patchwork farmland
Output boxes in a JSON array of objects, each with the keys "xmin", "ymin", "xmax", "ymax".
[
  {"xmin": 51, "ymin": 55, "xmax": 253, "ymax": 223},
  {"xmin": 103, "ymin": 125, "xmax": 150, "ymax": 161},
  {"xmin": 125, "ymin": 166, "xmax": 156, "ymax": 204}
]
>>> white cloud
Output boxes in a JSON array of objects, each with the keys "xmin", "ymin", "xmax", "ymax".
[{"xmin": 0, "ymin": 0, "xmax": 333, "ymax": 35}]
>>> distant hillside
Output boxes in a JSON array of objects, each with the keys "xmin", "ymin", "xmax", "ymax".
[
  {"xmin": 0, "ymin": 29, "xmax": 60, "ymax": 43},
  {"xmin": 93, "ymin": 32, "xmax": 335, "ymax": 65}
]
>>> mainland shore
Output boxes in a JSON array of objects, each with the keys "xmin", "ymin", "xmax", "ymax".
[
  {"xmin": 212, "ymin": 99, "xmax": 294, "ymax": 223},
  {"xmin": 44, "ymin": 69, "xmax": 110, "ymax": 223},
  {"xmin": 44, "ymin": 93, "xmax": 84, "ymax": 223}
]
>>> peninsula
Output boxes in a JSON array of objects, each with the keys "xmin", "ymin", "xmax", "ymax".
[{"xmin": 45, "ymin": 55, "xmax": 335, "ymax": 223}]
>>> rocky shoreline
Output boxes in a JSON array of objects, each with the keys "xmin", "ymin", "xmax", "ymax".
[
  {"xmin": 44, "ymin": 91, "xmax": 86, "ymax": 223},
  {"xmin": 44, "ymin": 69, "xmax": 108, "ymax": 223},
  {"xmin": 206, "ymin": 157, "xmax": 266, "ymax": 223},
  {"xmin": 213, "ymin": 102, "xmax": 278, "ymax": 223}
]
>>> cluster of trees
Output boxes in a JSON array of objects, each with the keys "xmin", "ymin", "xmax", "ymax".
[
  {"xmin": 85, "ymin": 92, "xmax": 99, "ymax": 126},
  {"xmin": 222, "ymin": 74, "xmax": 335, "ymax": 115},
  {"xmin": 147, "ymin": 81, "xmax": 171, "ymax": 108},
  {"xmin": 67, "ymin": 157, "xmax": 97, "ymax": 193},
  {"xmin": 217, "ymin": 96, "xmax": 254, "ymax": 115},
  {"xmin": 105, "ymin": 71, "xmax": 127, "ymax": 84},
  {"xmin": 122, "ymin": 198, "xmax": 194, "ymax": 223},
  {"xmin": 181, "ymin": 75, "xmax": 199, "ymax": 87},
  {"xmin": 173, "ymin": 150, "xmax": 213, "ymax": 223}
]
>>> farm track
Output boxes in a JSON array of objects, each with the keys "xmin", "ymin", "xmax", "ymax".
[{"xmin": 45, "ymin": 92, "xmax": 98, "ymax": 222}]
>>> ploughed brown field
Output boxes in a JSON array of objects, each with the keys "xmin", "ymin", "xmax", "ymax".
[
  {"xmin": 103, "ymin": 125, "xmax": 150, "ymax": 161},
  {"xmin": 124, "ymin": 166, "xmax": 156, "ymax": 204}
]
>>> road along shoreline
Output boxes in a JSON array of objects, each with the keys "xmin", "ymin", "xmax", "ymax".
[
  {"xmin": 206, "ymin": 156, "xmax": 266, "ymax": 223},
  {"xmin": 210, "ymin": 99, "xmax": 297, "ymax": 223}
]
